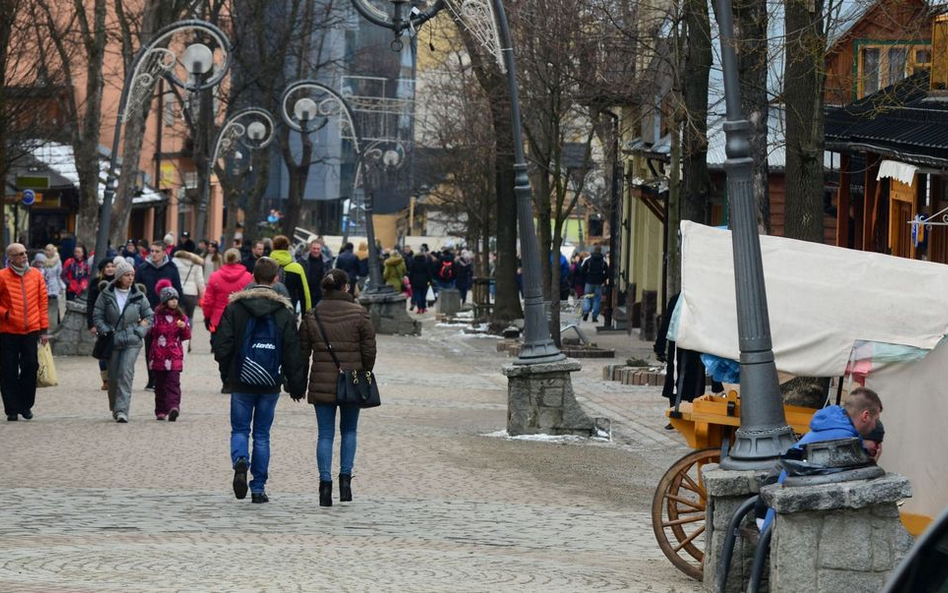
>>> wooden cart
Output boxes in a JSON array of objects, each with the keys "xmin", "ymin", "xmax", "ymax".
[{"xmin": 651, "ymin": 392, "xmax": 817, "ymax": 580}]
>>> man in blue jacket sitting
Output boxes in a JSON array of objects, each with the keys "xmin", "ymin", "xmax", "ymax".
[{"xmin": 795, "ymin": 386, "xmax": 882, "ymax": 450}]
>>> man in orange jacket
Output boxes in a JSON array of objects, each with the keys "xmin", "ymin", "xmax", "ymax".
[{"xmin": 0, "ymin": 243, "xmax": 50, "ymax": 421}]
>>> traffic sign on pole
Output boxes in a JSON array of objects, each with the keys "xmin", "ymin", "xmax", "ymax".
[{"xmin": 21, "ymin": 189, "xmax": 36, "ymax": 206}]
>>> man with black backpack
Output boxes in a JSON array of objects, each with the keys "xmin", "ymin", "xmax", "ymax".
[
  {"xmin": 213, "ymin": 257, "xmax": 306, "ymax": 504},
  {"xmin": 580, "ymin": 245, "xmax": 609, "ymax": 323}
]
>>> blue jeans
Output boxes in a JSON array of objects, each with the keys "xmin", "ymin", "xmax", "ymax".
[
  {"xmin": 230, "ymin": 392, "xmax": 280, "ymax": 494},
  {"xmin": 583, "ymin": 283, "xmax": 603, "ymax": 319},
  {"xmin": 314, "ymin": 404, "xmax": 360, "ymax": 482}
]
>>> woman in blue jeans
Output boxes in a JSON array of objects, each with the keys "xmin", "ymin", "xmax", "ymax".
[{"xmin": 298, "ymin": 269, "xmax": 377, "ymax": 507}]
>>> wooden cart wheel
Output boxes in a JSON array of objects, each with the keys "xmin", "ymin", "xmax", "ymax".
[{"xmin": 651, "ymin": 447, "xmax": 720, "ymax": 581}]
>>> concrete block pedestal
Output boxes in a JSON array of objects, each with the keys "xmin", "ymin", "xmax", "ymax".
[
  {"xmin": 359, "ymin": 292, "xmax": 421, "ymax": 335},
  {"xmin": 502, "ymin": 360, "xmax": 609, "ymax": 437},
  {"xmin": 49, "ymin": 299, "xmax": 95, "ymax": 356},
  {"xmin": 762, "ymin": 473, "xmax": 914, "ymax": 593},
  {"xmin": 703, "ymin": 464, "xmax": 773, "ymax": 593}
]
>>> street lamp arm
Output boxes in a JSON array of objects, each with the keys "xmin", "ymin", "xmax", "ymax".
[
  {"xmin": 349, "ymin": 0, "xmax": 446, "ymax": 35},
  {"xmin": 94, "ymin": 19, "xmax": 232, "ymax": 268},
  {"xmin": 280, "ymin": 80, "xmax": 361, "ymax": 153}
]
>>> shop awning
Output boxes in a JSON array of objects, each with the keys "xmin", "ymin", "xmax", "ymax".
[{"xmin": 877, "ymin": 160, "xmax": 918, "ymax": 186}]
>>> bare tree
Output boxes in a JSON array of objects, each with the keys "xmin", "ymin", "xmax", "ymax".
[
  {"xmin": 0, "ymin": 0, "xmax": 67, "ymax": 249},
  {"xmin": 414, "ymin": 46, "xmax": 496, "ymax": 268},
  {"xmin": 31, "ymin": 0, "xmax": 112, "ymax": 248},
  {"xmin": 107, "ymin": 0, "xmax": 191, "ymax": 248},
  {"xmin": 446, "ymin": 12, "xmax": 524, "ymax": 326}
]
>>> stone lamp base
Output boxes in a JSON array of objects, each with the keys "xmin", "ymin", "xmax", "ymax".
[{"xmin": 359, "ymin": 291, "xmax": 421, "ymax": 336}]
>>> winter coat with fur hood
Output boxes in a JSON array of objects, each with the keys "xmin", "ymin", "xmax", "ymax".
[
  {"xmin": 172, "ymin": 251, "xmax": 206, "ymax": 297},
  {"xmin": 298, "ymin": 290, "xmax": 377, "ymax": 405},
  {"xmin": 147, "ymin": 304, "xmax": 191, "ymax": 371},
  {"xmin": 213, "ymin": 285, "xmax": 306, "ymax": 396},
  {"xmin": 92, "ymin": 281, "xmax": 153, "ymax": 350}
]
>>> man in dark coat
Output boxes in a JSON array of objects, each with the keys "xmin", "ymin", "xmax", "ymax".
[
  {"xmin": 300, "ymin": 239, "xmax": 325, "ymax": 306},
  {"xmin": 242, "ymin": 240, "xmax": 265, "ymax": 275},
  {"xmin": 335, "ymin": 243, "xmax": 360, "ymax": 294},
  {"xmin": 214, "ymin": 257, "xmax": 306, "ymax": 504},
  {"xmin": 580, "ymin": 245, "xmax": 609, "ymax": 322}
]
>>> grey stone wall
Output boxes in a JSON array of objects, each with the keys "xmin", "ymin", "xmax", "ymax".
[
  {"xmin": 502, "ymin": 360, "xmax": 609, "ymax": 437},
  {"xmin": 703, "ymin": 465, "xmax": 772, "ymax": 593},
  {"xmin": 49, "ymin": 299, "xmax": 95, "ymax": 357},
  {"xmin": 359, "ymin": 293, "xmax": 421, "ymax": 335},
  {"xmin": 762, "ymin": 474, "xmax": 914, "ymax": 593}
]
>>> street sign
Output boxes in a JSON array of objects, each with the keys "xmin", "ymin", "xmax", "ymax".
[
  {"xmin": 16, "ymin": 175, "xmax": 49, "ymax": 190},
  {"xmin": 22, "ymin": 189, "xmax": 36, "ymax": 206}
]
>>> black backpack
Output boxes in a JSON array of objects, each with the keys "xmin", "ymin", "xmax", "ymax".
[{"xmin": 238, "ymin": 314, "xmax": 282, "ymax": 388}]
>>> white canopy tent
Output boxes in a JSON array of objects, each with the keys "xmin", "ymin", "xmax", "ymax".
[{"xmin": 675, "ymin": 221, "xmax": 948, "ymax": 522}]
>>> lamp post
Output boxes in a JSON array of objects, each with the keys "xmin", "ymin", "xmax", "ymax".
[
  {"xmin": 713, "ymin": 0, "xmax": 796, "ymax": 468},
  {"xmin": 350, "ymin": 0, "xmax": 564, "ymax": 364},
  {"xmin": 208, "ymin": 108, "xmax": 276, "ymax": 245},
  {"xmin": 280, "ymin": 80, "xmax": 398, "ymax": 294},
  {"xmin": 95, "ymin": 20, "xmax": 231, "ymax": 267}
]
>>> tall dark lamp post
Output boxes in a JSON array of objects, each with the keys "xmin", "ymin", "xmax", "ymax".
[
  {"xmin": 713, "ymin": 0, "xmax": 796, "ymax": 468},
  {"xmin": 95, "ymin": 20, "xmax": 231, "ymax": 267},
  {"xmin": 350, "ymin": 0, "xmax": 564, "ymax": 365}
]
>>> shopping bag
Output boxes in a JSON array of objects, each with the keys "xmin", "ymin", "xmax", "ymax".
[{"xmin": 37, "ymin": 342, "xmax": 58, "ymax": 388}]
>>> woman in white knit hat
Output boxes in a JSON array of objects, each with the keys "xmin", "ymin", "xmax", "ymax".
[{"xmin": 92, "ymin": 258, "xmax": 153, "ymax": 422}]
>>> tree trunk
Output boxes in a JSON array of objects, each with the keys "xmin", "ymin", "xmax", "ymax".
[
  {"xmin": 781, "ymin": 0, "xmax": 828, "ymax": 406},
  {"xmin": 667, "ymin": 120, "xmax": 682, "ymax": 297},
  {"xmin": 734, "ymin": 0, "xmax": 771, "ymax": 232},
  {"xmin": 672, "ymin": 0, "xmax": 713, "ymax": 293},
  {"xmin": 535, "ymin": 166, "xmax": 553, "ymax": 301},
  {"xmin": 783, "ymin": 0, "xmax": 826, "ymax": 243},
  {"xmin": 681, "ymin": 0, "xmax": 713, "ymax": 228},
  {"xmin": 491, "ymin": 114, "xmax": 524, "ymax": 326},
  {"xmin": 245, "ymin": 150, "xmax": 271, "ymax": 242},
  {"xmin": 280, "ymin": 128, "xmax": 313, "ymax": 239},
  {"xmin": 110, "ymin": 0, "xmax": 184, "ymax": 247},
  {"xmin": 109, "ymin": 109, "xmax": 150, "ymax": 247}
]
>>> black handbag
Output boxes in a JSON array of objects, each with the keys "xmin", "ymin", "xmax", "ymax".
[
  {"xmin": 312, "ymin": 308, "xmax": 381, "ymax": 408},
  {"xmin": 92, "ymin": 331, "xmax": 114, "ymax": 361}
]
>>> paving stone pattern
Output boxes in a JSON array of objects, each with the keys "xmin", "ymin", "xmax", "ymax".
[{"xmin": 0, "ymin": 314, "xmax": 700, "ymax": 592}]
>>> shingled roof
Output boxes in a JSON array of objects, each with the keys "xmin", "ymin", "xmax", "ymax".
[{"xmin": 825, "ymin": 70, "xmax": 948, "ymax": 167}]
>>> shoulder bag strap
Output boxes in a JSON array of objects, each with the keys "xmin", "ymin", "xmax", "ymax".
[{"xmin": 312, "ymin": 306, "xmax": 342, "ymax": 372}]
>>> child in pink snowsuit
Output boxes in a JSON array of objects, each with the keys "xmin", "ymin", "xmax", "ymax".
[{"xmin": 148, "ymin": 279, "xmax": 191, "ymax": 421}]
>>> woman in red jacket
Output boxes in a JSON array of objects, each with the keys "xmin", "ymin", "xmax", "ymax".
[
  {"xmin": 201, "ymin": 248, "xmax": 252, "ymax": 344},
  {"xmin": 61, "ymin": 245, "xmax": 91, "ymax": 301}
]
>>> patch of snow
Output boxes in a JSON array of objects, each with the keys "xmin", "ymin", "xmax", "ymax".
[
  {"xmin": 483, "ymin": 430, "xmax": 611, "ymax": 443},
  {"xmin": 459, "ymin": 331, "xmax": 501, "ymax": 339}
]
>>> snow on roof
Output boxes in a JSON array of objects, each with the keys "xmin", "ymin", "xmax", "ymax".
[{"xmin": 30, "ymin": 141, "xmax": 165, "ymax": 205}]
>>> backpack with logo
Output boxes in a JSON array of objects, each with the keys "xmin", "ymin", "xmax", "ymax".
[
  {"xmin": 439, "ymin": 259, "xmax": 455, "ymax": 281},
  {"xmin": 238, "ymin": 314, "xmax": 282, "ymax": 388}
]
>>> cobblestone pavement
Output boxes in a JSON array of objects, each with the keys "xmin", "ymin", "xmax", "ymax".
[{"xmin": 0, "ymin": 311, "xmax": 700, "ymax": 592}]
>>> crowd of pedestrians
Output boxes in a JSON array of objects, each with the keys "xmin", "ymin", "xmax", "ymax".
[{"xmin": 2, "ymin": 231, "xmax": 610, "ymax": 505}]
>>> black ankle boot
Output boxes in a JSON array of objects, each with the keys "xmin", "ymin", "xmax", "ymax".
[
  {"xmin": 319, "ymin": 481, "xmax": 333, "ymax": 507},
  {"xmin": 339, "ymin": 474, "xmax": 352, "ymax": 502}
]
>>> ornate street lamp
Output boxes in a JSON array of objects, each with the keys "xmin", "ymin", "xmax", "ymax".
[
  {"xmin": 95, "ymin": 20, "xmax": 232, "ymax": 266},
  {"xmin": 349, "ymin": 0, "xmax": 564, "ymax": 364},
  {"xmin": 208, "ymin": 107, "xmax": 276, "ymax": 243},
  {"xmin": 713, "ymin": 0, "xmax": 796, "ymax": 468},
  {"xmin": 280, "ymin": 80, "xmax": 390, "ymax": 291}
]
